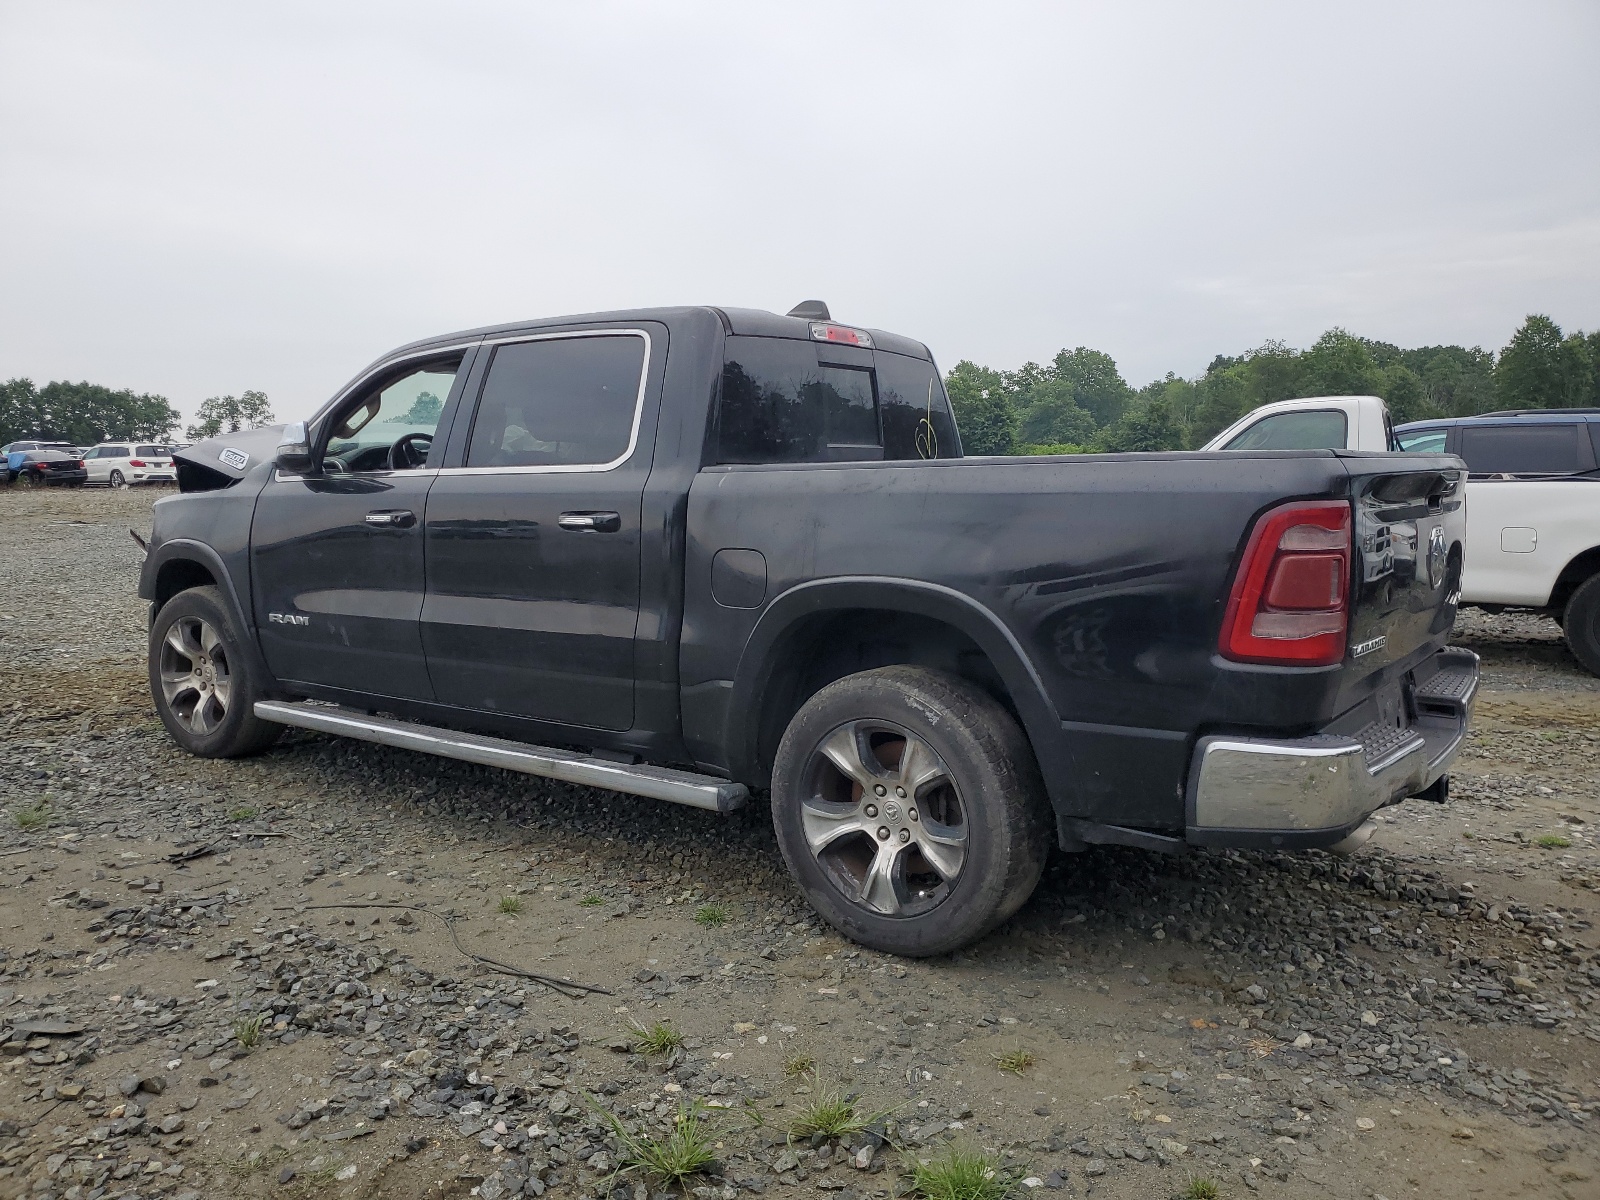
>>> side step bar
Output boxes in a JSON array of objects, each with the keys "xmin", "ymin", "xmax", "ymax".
[{"xmin": 253, "ymin": 701, "xmax": 748, "ymax": 813}]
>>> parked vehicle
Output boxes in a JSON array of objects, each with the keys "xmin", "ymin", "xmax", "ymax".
[
  {"xmin": 139, "ymin": 304, "xmax": 1475, "ymax": 955},
  {"xmin": 1394, "ymin": 410, "xmax": 1600, "ymax": 675},
  {"xmin": 3, "ymin": 439, "xmax": 81, "ymax": 477},
  {"xmin": 83, "ymin": 442, "xmax": 177, "ymax": 488},
  {"xmin": 5, "ymin": 449, "xmax": 88, "ymax": 486},
  {"xmin": 1201, "ymin": 395, "xmax": 1396, "ymax": 452}
]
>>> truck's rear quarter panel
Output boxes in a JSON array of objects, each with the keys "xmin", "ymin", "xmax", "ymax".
[{"xmin": 683, "ymin": 450, "xmax": 1465, "ymax": 833}]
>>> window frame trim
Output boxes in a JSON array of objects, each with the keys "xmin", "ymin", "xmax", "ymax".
[{"xmin": 440, "ymin": 328, "xmax": 654, "ymax": 477}]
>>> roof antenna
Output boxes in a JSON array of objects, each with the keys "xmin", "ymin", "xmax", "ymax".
[{"xmin": 786, "ymin": 300, "xmax": 831, "ymax": 320}]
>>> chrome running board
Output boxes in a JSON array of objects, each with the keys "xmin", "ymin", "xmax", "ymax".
[{"xmin": 253, "ymin": 700, "xmax": 748, "ymax": 813}]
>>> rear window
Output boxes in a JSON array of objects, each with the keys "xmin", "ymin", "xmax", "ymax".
[
  {"xmin": 716, "ymin": 337, "xmax": 958, "ymax": 464},
  {"xmin": 135, "ymin": 445, "xmax": 162, "ymax": 457},
  {"xmin": 1458, "ymin": 424, "xmax": 1589, "ymax": 475},
  {"xmin": 1223, "ymin": 409, "xmax": 1347, "ymax": 451}
]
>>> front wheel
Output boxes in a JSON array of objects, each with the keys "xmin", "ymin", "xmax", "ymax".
[
  {"xmin": 770, "ymin": 666, "xmax": 1050, "ymax": 957},
  {"xmin": 1563, "ymin": 575, "xmax": 1600, "ymax": 676},
  {"xmin": 149, "ymin": 586, "xmax": 282, "ymax": 757}
]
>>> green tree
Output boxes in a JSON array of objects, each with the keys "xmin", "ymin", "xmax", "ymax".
[
  {"xmin": 1047, "ymin": 347, "xmax": 1132, "ymax": 427},
  {"xmin": 943, "ymin": 361, "xmax": 1016, "ymax": 455},
  {"xmin": 1496, "ymin": 315, "xmax": 1567, "ymax": 409},
  {"xmin": 389, "ymin": 390, "xmax": 443, "ymax": 425},
  {"xmin": 0, "ymin": 377, "xmax": 178, "ymax": 444},
  {"xmin": 1016, "ymin": 378, "xmax": 1097, "ymax": 445},
  {"xmin": 1299, "ymin": 328, "xmax": 1383, "ymax": 397},
  {"xmin": 186, "ymin": 389, "xmax": 275, "ymax": 441},
  {"xmin": 1097, "ymin": 394, "xmax": 1183, "ymax": 452}
]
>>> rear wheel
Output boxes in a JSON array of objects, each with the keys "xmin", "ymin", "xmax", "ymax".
[
  {"xmin": 18, "ymin": 470, "xmax": 39, "ymax": 488},
  {"xmin": 149, "ymin": 586, "xmax": 282, "ymax": 757},
  {"xmin": 771, "ymin": 666, "xmax": 1050, "ymax": 957},
  {"xmin": 109, "ymin": 470, "xmax": 126, "ymax": 488},
  {"xmin": 1563, "ymin": 575, "xmax": 1600, "ymax": 676}
]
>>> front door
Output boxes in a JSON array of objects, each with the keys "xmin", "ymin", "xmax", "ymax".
[
  {"xmin": 251, "ymin": 352, "xmax": 469, "ymax": 700},
  {"xmin": 421, "ymin": 330, "xmax": 653, "ymax": 732}
]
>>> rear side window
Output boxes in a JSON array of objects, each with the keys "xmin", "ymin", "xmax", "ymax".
[
  {"xmin": 1458, "ymin": 424, "xmax": 1589, "ymax": 475},
  {"xmin": 877, "ymin": 352, "xmax": 961, "ymax": 460},
  {"xmin": 1223, "ymin": 409, "xmax": 1347, "ymax": 450},
  {"xmin": 1396, "ymin": 430, "xmax": 1447, "ymax": 453},
  {"xmin": 466, "ymin": 335, "xmax": 646, "ymax": 469}
]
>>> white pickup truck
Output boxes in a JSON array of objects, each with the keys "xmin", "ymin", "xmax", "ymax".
[{"xmin": 1206, "ymin": 397, "xmax": 1600, "ymax": 675}]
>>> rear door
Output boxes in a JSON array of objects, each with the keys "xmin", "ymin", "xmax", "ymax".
[
  {"xmin": 250, "ymin": 349, "xmax": 473, "ymax": 700},
  {"xmin": 420, "ymin": 328, "xmax": 657, "ymax": 732}
]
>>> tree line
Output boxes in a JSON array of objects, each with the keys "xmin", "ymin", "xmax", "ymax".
[
  {"xmin": 0, "ymin": 380, "xmax": 274, "ymax": 446},
  {"xmin": 945, "ymin": 313, "xmax": 1600, "ymax": 455}
]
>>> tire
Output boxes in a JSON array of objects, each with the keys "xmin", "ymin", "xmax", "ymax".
[
  {"xmin": 1562, "ymin": 575, "xmax": 1600, "ymax": 676},
  {"xmin": 770, "ymin": 666, "xmax": 1051, "ymax": 957},
  {"xmin": 18, "ymin": 471, "xmax": 39, "ymax": 488},
  {"xmin": 109, "ymin": 470, "xmax": 126, "ymax": 488},
  {"xmin": 149, "ymin": 586, "xmax": 282, "ymax": 757}
]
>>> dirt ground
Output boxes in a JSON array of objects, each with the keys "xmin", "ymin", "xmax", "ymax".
[{"xmin": 1, "ymin": 486, "xmax": 1597, "ymax": 1200}]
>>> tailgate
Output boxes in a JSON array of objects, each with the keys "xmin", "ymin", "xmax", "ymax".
[{"xmin": 1341, "ymin": 455, "xmax": 1465, "ymax": 688}]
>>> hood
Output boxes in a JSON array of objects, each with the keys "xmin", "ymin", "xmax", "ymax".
[{"xmin": 173, "ymin": 424, "xmax": 288, "ymax": 481}]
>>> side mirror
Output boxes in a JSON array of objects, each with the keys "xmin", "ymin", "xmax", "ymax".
[{"xmin": 275, "ymin": 422, "xmax": 317, "ymax": 475}]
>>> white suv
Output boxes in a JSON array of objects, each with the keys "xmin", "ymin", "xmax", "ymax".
[{"xmin": 83, "ymin": 443, "xmax": 176, "ymax": 488}]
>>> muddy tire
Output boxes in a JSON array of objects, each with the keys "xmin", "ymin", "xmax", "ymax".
[
  {"xmin": 1563, "ymin": 575, "xmax": 1600, "ymax": 677},
  {"xmin": 770, "ymin": 666, "xmax": 1050, "ymax": 957},
  {"xmin": 149, "ymin": 586, "xmax": 282, "ymax": 757}
]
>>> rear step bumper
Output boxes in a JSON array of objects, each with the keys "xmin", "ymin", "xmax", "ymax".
[
  {"xmin": 253, "ymin": 701, "xmax": 748, "ymax": 813},
  {"xmin": 1184, "ymin": 646, "xmax": 1478, "ymax": 850}
]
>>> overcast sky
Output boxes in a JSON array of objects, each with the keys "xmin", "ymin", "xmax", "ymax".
[{"xmin": 2, "ymin": 1, "xmax": 1597, "ymax": 427}]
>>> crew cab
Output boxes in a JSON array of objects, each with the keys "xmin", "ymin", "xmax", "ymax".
[
  {"xmin": 139, "ymin": 304, "xmax": 1476, "ymax": 956},
  {"xmin": 1395, "ymin": 410, "xmax": 1600, "ymax": 675}
]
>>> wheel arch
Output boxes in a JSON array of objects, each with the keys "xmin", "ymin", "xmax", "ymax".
[
  {"xmin": 724, "ymin": 577, "xmax": 1078, "ymax": 814},
  {"xmin": 140, "ymin": 540, "xmax": 279, "ymax": 692},
  {"xmin": 1549, "ymin": 546, "xmax": 1600, "ymax": 614}
]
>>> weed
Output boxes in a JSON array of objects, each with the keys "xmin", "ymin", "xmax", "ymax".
[
  {"xmin": 233, "ymin": 1012, "xmax": 269, "ymax": 1049},
  {"xmin": 223, "ymin": 1146, "xmax": 290, "ymax": 1178},
  {"xmin": 498, "ymin": 895, "xmax": 524, "ymax": 914},
  {"xmin": 630, "ymin": 1020, "xmax": 685, "ymax": 1056},
  {"xmin": 1245, "ymin": 1035, "xmax": 1279, "ymax": 1058},
  {"xmin": 907, "ymin": 1144, "xmax": 1009, "ymax": 1200},
  {"xmin": 13, "ymin": 802, "xmax": 51, "ymax": 832},
  {"xmin": 783, "ymin": 1052, "xmax": 816, "ymax": 1079},
  {"xmin": 226, "ymin": 805, "xmax": 259, "ymax": 821},
  {"xmin": 1183, "ymin": 1176, "xmax": 1223, "ymax": 1200},
  {"xmin": 694, "ymin": 903, "xmax": 731, "ymax": 928},
  {"xmin": 1536, "ymin": 834, "xmax": 1572, "ymax": 849},
  {"xmin": 995, "ymin": 1048, "xmax": 1035, "ymax": 1075},
  {"xmin": 579, "ymin": 894, "xmax": 605, "ymax": 907},
  {"xmin": 788, "ymin": 1080, "xmax": 870, "ymax": 1139},
  {"xmin": 594, "ymin": 1100, "xmax": 716, "ymax": 1187}
]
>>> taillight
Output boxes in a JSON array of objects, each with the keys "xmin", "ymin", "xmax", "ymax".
[
  {"xmin": 1220, "ymin": 500, "xmax": 1351, "ymax": 665},
  {"xmin": 809, "ymin": 321, "xmax": 874, "ymax": 348},
  {"xmin": 129, "ymin": 459, "xmax": 147, "ymax": 467}
]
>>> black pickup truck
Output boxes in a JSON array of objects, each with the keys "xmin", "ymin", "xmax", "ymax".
[{"xmin": 141, "ymin": 303, "xmax": 1477, "ymax": 956}]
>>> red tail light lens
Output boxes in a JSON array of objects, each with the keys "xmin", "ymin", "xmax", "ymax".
[
  {"xmin": 129, "ymin": 459, "xmax": 147, "ymax": 467},
  {"xmin": 1220, "ymin": 500, "xmax": 1351, "ymax": 665}
]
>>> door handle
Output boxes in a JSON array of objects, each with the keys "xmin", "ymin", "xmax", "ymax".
[
  {"xmin": 558, "ymin": 511, "xmax": 621, "ymax": 533},
  {"xmin": 364, "ymin": 509, "xmax": 416, "ymax": 528}
]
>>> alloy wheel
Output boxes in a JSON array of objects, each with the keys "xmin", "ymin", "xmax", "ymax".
[
  {"xmin": 157, "ymin": 616, "xmax": 232, "ymax": 735},
  {"xmin": 799, "ymin": 719, "xmax": 968, "ymax": 917}
]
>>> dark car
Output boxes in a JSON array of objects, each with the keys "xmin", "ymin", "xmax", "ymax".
[
  {"xmin": 139, "ymin": 303, "xmax": 1475, "ymax": 956},
  {"xmin": 5, "ymin": 449, "xmax": 88, "ymax": 486}
]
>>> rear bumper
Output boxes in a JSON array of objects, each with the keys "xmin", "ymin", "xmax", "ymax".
[{"xmin": 1185, "ymin": 646, "xmax": 1478, "ymax": 850}]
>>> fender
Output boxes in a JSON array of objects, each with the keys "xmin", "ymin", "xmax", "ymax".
[
  {"xmin": 139, "ymin": 538, "xmax": 280, "ymax": 692},
  {"xmin": 724, "ymin": 575, "xmax": 1081, "ymax": 814}
]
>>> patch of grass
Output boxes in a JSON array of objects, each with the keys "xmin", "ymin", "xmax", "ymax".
[
  {"xmin": 995, "ymin": 1047, "xmax": 1035, "ymax": 1075},
  {"xmin": 1536, "ymin": 834, "xmax": 1573, "ymax": 849},
  {"xmin": 233, "ymin": 1012, "xmax": 269, "ymax": 1049},
  {"xmin": 783, "ymin": 1052, "xmax": 816, "ymax": 1079},
  {"xmin": 13, "ymin": 802, "xmax": 51, "ymax": 832},
  {"xmin": 498, "ymin": 895, "xmax": 524, "ymax": 914},
  {"xmin": 1245, "ymin": 1035, "xmax": 1279, "ymax": 1058},
  {"xmin": 226, "ymin": 805, "xmax": 259, "ymax": 821},
  {"xmin": 630, "ymin": 1020, "xmax": 685, "ymax": 1056},
  {"xmin": 788, "ymin": 1080, "xmax": 869, "ymax": 1139},
  {"xmin": 595, "ymin": 1100, "xmax": 716, "ymax": 1188},
  {"xmin": 223, "ymin": 1146, "xmax": 291, "ymax": 1178},
  {"xmin": 694, "ymin": 903, "xmax": 731, "ymax": 928},
  {"xmin": 1182, "ymin": 1177, "xmax": 1223, "ymax": 1200},
  {"xmin": 579, "ymin": 894, "xmax": 604, "ymax": 907},
  {"xmin": 907, "ymin": 1144, "xmax": 1009, "ymax": 1200}
]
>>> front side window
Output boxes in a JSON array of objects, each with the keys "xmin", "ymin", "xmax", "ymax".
[
  {"xmin": 325, "ymin": 357, "xmax": 462, "ymax": 472},
  {"xmin": 1458, "ymin": 424, "xmax": 1587, "ymax": 475},
  {"xmin": 465, "ymin": 335, "xmax": 646, "ymax": 469},
  {"xmin": 1396, "ymin": 430, "xmax": 1447, "ymax": 454},
  {"xmin": 1223, "ymin": 409, "xmax": 1348, "ymax": 451}
]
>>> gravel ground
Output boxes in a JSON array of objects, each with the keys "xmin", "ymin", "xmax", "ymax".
[{"xmin": 2, "ymin": 487, "xmax": 1598, "ymax": 1200}]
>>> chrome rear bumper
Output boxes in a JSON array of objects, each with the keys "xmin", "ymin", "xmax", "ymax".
[{"xmin": 1185, "ymin": 647, "xmax": 1478, "ymax": 850}]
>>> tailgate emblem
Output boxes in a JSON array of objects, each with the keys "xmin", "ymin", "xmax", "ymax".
[
  {"xmin": 1427, "ymin": 526, "xmax": 1447, "ymax": 588},
  {"xmin": 1352, "ymin": 635, "xmax": 1387, "ymax": 658}
]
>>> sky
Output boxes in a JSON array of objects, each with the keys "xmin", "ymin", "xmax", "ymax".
[{"xmin": 2, "ymin": 1, "xmax": 1598, "ymax": 429}]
